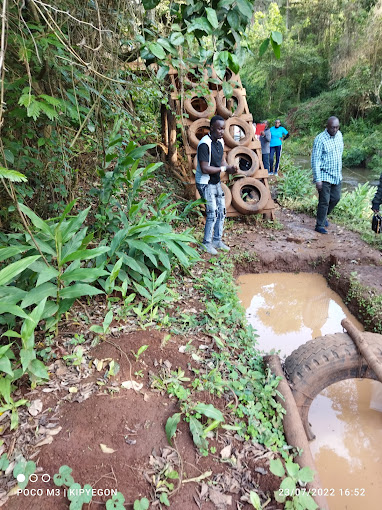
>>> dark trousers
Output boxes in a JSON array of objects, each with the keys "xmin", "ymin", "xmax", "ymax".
[
  {"xmin": 262, "ymin": 153, "xmax": 270, "ymax": 172},
  {"xmin": 270, "ymin": 146, "xmax": 282, "ymax": 174},
  {"xmin": 316, "ymin": 181, "xmax": 342, "ymax": 228}
]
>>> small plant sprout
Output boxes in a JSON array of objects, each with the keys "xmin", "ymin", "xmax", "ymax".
[
  {"xmin": 106, "ymin": 492, "xmax": 125, "ymax": 510},
  {"xmin": 161, "ymin": 333, "xmax": 171, "ymax": 349},
  {"xmin": 63, "ymin": 346, "xmax": 84, "ymax": 366},
  {"xmin": 249, "ymin": 491, "xmax": 262, "ymax": 509},
  {"xmin": 13, "ymin": 459, "xmax": 36, "ymax": 490},
  {"xmin": 133, "ymin": 497, "xmax": 149, "ymax": 510},
  {"xmin": 131, "ymin": 344, "xmax": 149, "ymax": 361},
  {"xmin": 90, "ymin": 309, "xmax": 113, "ymax": 338},
  {"xmin": 53, "ymin": 465, "xmax": 75, "ymax": 487},
  {"xmin": 0, "ymin": 453, "xmax": 10, "ymax": 473},
  {"xmin": 67, "ymin": 482, "xmax": 92, "ymax": 510}
]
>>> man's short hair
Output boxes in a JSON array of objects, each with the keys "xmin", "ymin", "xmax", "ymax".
[{"xmin": 210, "ymin": 115, "xmax": 224, "ymax": 127}]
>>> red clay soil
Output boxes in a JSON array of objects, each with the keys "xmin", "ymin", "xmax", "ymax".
[
  {"xmin": 2, "ymin": 208, "xmax": 381, "ymax": 510},
  {"xmin": 5, "ymin": 330, "xmax": 281, "ymax": 510}
]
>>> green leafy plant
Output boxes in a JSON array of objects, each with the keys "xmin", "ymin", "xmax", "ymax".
[
  {"xmin": 270, "ymin": 457, "xmax": 317, "ymax": 509},
  {"xmin": 0, "ymin": 453, "xmax": 10, "ymax": 472},
  {"xmin": 67, "ymin": 483, "xmax": 93, "ymax": 510},
  {"xmin": 53, "ymin": 465, "xmax": 75, "ymax": 487},
  {"xmin": 13, "ymin": 458, "xmax": 36, "ymax": 490},
  {"xmin": 133, "ymin": 498, "xmax": 149, "ymax": 510},
  {"xmin": 63, "ymin": 347, "xmax": 84, "ymax": 367},
  {"xmin": 106, "ymin": 492, "xmax": 125, "ymax": 510},
  {"xmin": 90, "ymin": 310, "xmax": 114, "ymax": 339},
  {"xmin": 131, "ymin": 344, "xmax": 149, "ymax": 362},
  {"xmin": 249, "ymin": 491, "xmax": 262, "ymax": 509},
  {"xmin": 165, "ymin": 402, "xmax": 224, "ymax": 456}
]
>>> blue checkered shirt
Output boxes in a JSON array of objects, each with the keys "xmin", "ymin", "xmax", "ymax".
[{"xmin": 311, "ymin": 129, "xmax": 344, "ymax": 184}]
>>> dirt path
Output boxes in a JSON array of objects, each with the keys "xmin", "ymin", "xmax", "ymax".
[{"xmin": 2, "ymin": 209, "xmax": 381, "ymax": 510}]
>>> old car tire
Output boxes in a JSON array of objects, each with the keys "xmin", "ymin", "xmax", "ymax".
[
  {"xmin": 223, "ymin": 118, "xmax": 253, "ymax": 148},
  {"xmin": 231, "ymin": 177, "xmax": 269, "ymax": 214},
  {"xmin": 209, "ymin": 68, "xmax": 240, "ymax": 89},
  {"xmin": 216, "ymin": 89, "xmax": 245, "ymax": 118},
  {"xmin": 195, "ymin": 182, "xmax": 232, "ymax": 210},
  {"xmin": 227, "ymin": 146, "xmax": 259, "ymax": 177},
  {"xmin": 284, "ymin": 332, "xmax": 382, "ymax": 440},
  {"xmin": 184, "ymin": 69, "xmax": 209, "ymax": 89},
  {"xmin": 188, "ymin": 119, "xmax": 211, "ymax": 149},
  {"xmin": 184, "ymin": 93, "xmax": 216, "ymax": 121}
]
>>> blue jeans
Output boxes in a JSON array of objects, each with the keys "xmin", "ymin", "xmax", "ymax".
[
  {"xmin": 196, "ymin": 182, "xmax": 226, "ymax": 244},
  {"xmin": 316, "ymin": 181, "xmax": 342, "ymax": 228},
  {"xmin": 262, "ymin": 153, "xmax": 270, "ymax": 172},
  {"xmin": 270, "ymin": 146, "xmax": 282, "ymax": 174}
]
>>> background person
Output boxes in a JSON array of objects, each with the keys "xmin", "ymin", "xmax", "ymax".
[
  {"xmin": 260, "ymin": 120, "xmax": 271, "ymax": 173},
  {"xmin": 195, "ymin": 115, "xmax": 237, "ymax": 255},
  {"xmin": 372, "ymin": 173, "xmax": 382, "ymax": 212},
  {"xmin": 311, "ymin": 116, "xmax": 344, "ymax": 234},
  {"xmin": 269, "ymin": 119, "xmax": 289, "ymax": 175}
]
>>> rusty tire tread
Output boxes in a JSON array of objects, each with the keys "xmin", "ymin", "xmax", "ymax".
[
  {"xmin": 184, "ymin": 93, "xmax": 216, "ymax": 121},
  {"xmin": 231, "ymin": 177, "xmax": 269, "ymax": 214},
  {"xmin": 284, "ymin": 332, "xmax": 382, "ymax": 439},
  {"xmin": 284, "ymin": 332, "xmax": 382, "ymax": 389},
  {"xmin": 216, "ymin": 89, "xmax": 245, "ymax": 119}
]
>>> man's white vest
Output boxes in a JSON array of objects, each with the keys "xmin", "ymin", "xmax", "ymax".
[{"xmin": 195, "ymin": 134, "xmax": 225, "ymax": 184}]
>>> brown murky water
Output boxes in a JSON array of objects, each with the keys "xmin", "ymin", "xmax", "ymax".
[{"xmin": 237, "ymin": 273, "xmax": 382, "ymax": 510}]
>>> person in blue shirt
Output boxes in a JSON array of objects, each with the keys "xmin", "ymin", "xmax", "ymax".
[
  {"xmin": 311, "ymin": 116, "xmax": 344, "ymax": 234},
  {"xmin": 269, "ymin": 120, "xmax": 289, "ymax": 175}
]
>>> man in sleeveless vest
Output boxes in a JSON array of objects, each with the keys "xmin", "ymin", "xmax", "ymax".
[{"xmin": 195, "ymin": 115, "xmax": 238, "ymax": 255}]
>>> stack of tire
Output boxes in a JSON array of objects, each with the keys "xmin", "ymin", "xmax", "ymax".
[{"xmin": 183, "ymin": 68, "xmax": 270, "ymax": 216}]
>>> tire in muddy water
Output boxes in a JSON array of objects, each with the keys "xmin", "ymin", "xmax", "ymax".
[
  {"xmin": 284, "ymin": 332, "xmax": 382, "ymax": 440},
  {"xmin": 231, "ymin": 177, "xmax": 269, "ymax": 214}
]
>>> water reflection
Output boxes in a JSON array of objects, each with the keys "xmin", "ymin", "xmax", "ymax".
[
  {"xmin": 237, "ymin": 272, "xmax": 382, "ymax": 510},
  {"xmin": 310, "ymin": 380, "xmax": 382, "ymax": 510},
  {"xmin": 237, "ymin": 273, "xmax": 362, "ymax": 356}
]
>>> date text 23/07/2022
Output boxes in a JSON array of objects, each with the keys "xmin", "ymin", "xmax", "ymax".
[{"xmin": 278, "ymin": 488, "xmax": 366, "ymax": 497}]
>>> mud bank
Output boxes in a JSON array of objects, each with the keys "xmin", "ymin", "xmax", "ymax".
[{"xmin": 229, "ymin": 208, "xmax": 382, "ymax": 332}]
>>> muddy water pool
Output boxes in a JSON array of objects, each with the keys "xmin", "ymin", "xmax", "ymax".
[{"xmin": 237, "ymin": 272, "xmax": 382, "ymax": 510}]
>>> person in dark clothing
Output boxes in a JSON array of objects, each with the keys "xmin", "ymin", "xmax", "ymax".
[
  {"xmin": 372, "ymin": 173, "xmax": 382, "ymax": 212},
  {"xmin": 195, "ymin": 115, "xmax": 238, "ymax": 255},
  {"xmin": 259, "ymin": 120, "xmax": 271, "ymax": 173}
]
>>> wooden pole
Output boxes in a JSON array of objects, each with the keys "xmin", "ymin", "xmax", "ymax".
[
  {"xmin": 161, "ymin": 103, "xmax": 168, "ymax": 148},
  {"xmin": 264, "ymin": 355, "xmax": 329, "ymax": 510},
  {"xmin": 341, "ymin": 318, "xmax": 382, "ymax": 382},
  {"xmin": 167, "ymin": 99, "xmax": 177, "ymax": 165}
]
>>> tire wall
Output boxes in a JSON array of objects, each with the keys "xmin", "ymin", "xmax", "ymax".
[{"xmin": 178, "ymin": 65, "xmax": 272, "ymax": 217}]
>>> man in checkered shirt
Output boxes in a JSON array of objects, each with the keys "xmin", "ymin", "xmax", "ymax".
[{"xmin": 311, "ymin": 116, "xmax": 344, "ymax": 234}]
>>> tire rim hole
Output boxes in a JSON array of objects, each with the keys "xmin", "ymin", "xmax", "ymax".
[
  {"xmin": 231, "ymin": 126, "xmax": 246, "ymax": 142},
  {"xmin": 190, "ymin": 97, "xmax": 209, "ymax": 113},
  {"xmin": 236, "ymin": 155, "xmax": 252, "ymax": 172},
  {"xmin": 241, "ymin": 186, "xmax": 260, "ymax": 203}
]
